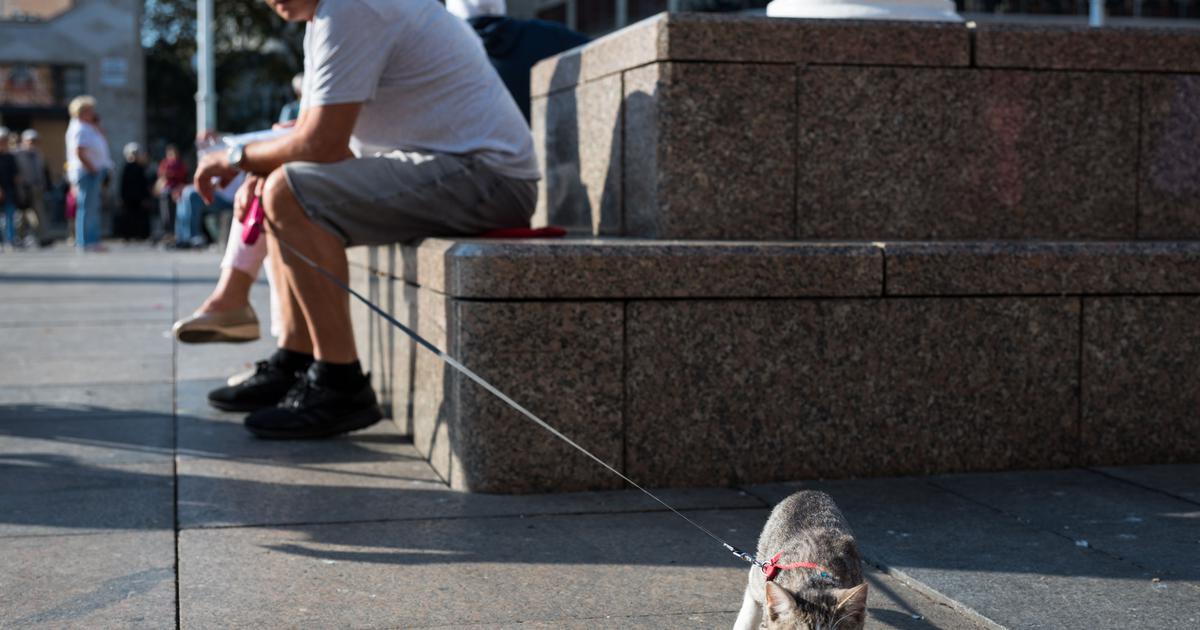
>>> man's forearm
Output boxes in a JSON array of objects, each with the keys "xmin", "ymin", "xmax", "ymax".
[{"xmin": 239, "ymin": 103, "xmax": 360, "ymax": 175}]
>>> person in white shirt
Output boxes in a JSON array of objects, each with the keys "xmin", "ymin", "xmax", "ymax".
[
  {"xmin": 194, "ymin": 0, "xmax": 539, "ymax": 440},
  {"xmin": 65, "ymin": 95, "xmax": 114, "ymax": 251}
]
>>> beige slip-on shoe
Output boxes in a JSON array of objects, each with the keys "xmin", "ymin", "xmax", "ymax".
[{"xmin": 172, "ymin": 306, "xmax": 261, "ymax": 344}]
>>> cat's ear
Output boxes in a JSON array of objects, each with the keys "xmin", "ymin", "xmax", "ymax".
[
  {"xmin": 764, "ymin": 581, "xmax": 798, "ymax": 620},
  {"xmin": 833, "ymin": 583, "xmax": 869, "ymax": 622}
]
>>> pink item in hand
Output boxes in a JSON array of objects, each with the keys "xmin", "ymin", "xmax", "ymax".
[{"xmin": 242, "ymin": 196, "xmax": 264, "ymax": 245}]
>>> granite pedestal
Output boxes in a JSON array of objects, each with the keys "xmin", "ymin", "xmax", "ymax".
[{"xmin": 350, "ymin": 239, "xmax": 1200, "ymax": 492}]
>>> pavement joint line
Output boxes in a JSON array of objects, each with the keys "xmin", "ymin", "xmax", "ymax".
[
  {"xmin": 924, "ymin": 476, "xmax": 1182, "ymax": 582},
  {"xmin": 0, "ymin": 379, "xmax": 173, "ymax": 389},
  {"xmin": 732, "ymin": 485, "xmax": 782, "ymax": 508},
  {"xmin": 403, "ymin": 608, "xmax": 746, "ymax": 628},
  {"xmin": 1086, "ymin": 466, "xmax": 1200, "ymax": 508},
  {"xmin": 0, "ymin": 529, "xmax": 173, "ymax": 542},
  {"xmin": 171, "ymin": 263, "xmax": 183, "ymax": 630},
  {"xmin": 177, "ymin": 504, "xmax": 772, "ymax": 533}
]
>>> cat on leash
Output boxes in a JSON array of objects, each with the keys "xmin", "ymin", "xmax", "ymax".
[{"xmin": 734, "ymin": 491, "xmax": 869, "ymax": 630}]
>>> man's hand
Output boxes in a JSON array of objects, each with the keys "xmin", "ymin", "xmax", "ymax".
[
  {"xmin": 194, "ymin": 150, "xmax": 239, "ymax": 205},
  {"xmin": 233, "ymin": 174, "xmax": 265, "ymax": 223}
]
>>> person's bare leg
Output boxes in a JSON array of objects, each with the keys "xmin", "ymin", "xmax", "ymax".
[
  {"xmin": 198, "ymin": 267, "xmax": 254, "ymax": 313},
  {"xmin": 261, "ymin": 168, "xmax": 356, "ymax": 363},
  {"xmin": 266, "ymin": 231, "xmax": 314, "ymax": 356}
]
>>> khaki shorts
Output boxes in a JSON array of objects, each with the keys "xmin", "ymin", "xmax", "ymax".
[{"xmin": 282, "ymin": 150, "xmax": 537, "ymax": 246}]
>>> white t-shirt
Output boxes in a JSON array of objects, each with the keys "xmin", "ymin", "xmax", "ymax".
[
  {"xmin": 300, "ymin": 0, "xmax": 539, "ymax": 180},
  {"xmin": 66, "ymin": 119, "xmax": 114, "ymax": 181}
]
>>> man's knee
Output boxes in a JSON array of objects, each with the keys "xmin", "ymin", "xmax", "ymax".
[{"xmin": 262, "ymin": 168, "xmax": 300, "ymax": 222}]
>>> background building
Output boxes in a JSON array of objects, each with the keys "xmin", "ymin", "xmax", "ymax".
[{"xmin": 0, "ymin": 0, "xmax": 145, "ymax": 183}]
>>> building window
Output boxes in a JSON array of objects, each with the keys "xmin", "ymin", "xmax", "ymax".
[
  {"xmin": 537, "ymin": 2, "xmax": 569, "ymax": 23},
  {"xmin": 577, "ymin": 0, "xmax": 617, "ymax": 35},
  {"xmin": 631, "ymin": 0, "xmax": 669, "ymax": 20},
  {"xmin": 0, "ymin": 63, "xmax": 85, "ymax": 110}
]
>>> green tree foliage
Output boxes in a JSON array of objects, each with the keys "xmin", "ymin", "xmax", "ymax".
[{"xmin": 143, "ymin": 0, "xmax": 303, "ymax": 156}]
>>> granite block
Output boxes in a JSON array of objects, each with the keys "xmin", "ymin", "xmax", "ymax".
[
  {"xmin": 351, "ymin": 247, "xmax": 409, "ymax": 429},
  {"xmin": 530, "ymin": 14, "xmax": 969, "ymax": 97},
  {"xmin": 626, "ymin": 297, "xmax": 1079, "ymax": 487},
  {"xmin": 796, "ymin": 67, "xmax": 1138, "ymax": 239},
  {"xmin": 625, "ymin": 62, "xmax": 795, "ymax": 239},
  {"xmin": 531, "ymin": 14, "xmax": 661, "ymax": 97},
  {"xmin": 884, "ymin": 241, "xmax": 1200, "ymax": 296},
  {"xmin": 411, "ymin": 288, "xmax": 453, "ymax": 482},
  {"xmin": 532, "ymin": 73, "xmax": 622, "ymax": 235},
  {"xmin": 976, "ymin": 23, "xmax": 1200, "ymax": 73},
  {"xmin": 1139, "ymin": 74, "xmax": 1200, "ymax": 238},
  {"xmin": 1082, "ymin": 297, "xmax": 1200, "ymax": 466},
  {"xmin": 401, "ymin": 238, "xmax": 881, "ymax": 299},
  {"xmin": 448, "ymin": 300, "xmax": 625, "ymax": 492},
  {"xmin": 660, "ymin": 13, "xmax": 969, "ymax": 67}
]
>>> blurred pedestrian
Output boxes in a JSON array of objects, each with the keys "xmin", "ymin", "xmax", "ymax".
[
  {"xmin": 155, "ymin": 144, "xmax": 188, "ymax": 240},
  {"xmin": 447, "ymin": 0, "xmax": 589, "ymax": 123},
  {"xmin": 117, "ymin": 142, "xmax": 152, "ymax": 240},
  {"xmin": 278, "ymin": 73, "xmax": 303, "ymax": 125},
  {"xmin": 66, "ymin": 95, "xmax": 114, "ymax": 251},
  {"xmin": 15, "ymin": 129, "xmax": 52, "ymax": 247},
  {"xmin": 0, "ymin": 127, "xmax": 20, "ymax": 248}
]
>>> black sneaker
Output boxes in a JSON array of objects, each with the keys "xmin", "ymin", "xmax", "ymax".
[
  {"xmin": 243, "ymin": 371, "xmax": 383, "ymax": 439},
  {"xmin": 207, "ymin": 360, "xmax": 303, "ymax": 412}
]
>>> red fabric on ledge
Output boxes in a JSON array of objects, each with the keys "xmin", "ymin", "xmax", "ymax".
[{"xmin": 478, "ymin": 226, "xmax": 567, "ymax": 239}]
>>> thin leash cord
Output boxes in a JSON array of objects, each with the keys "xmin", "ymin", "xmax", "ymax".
[{"xmin": 268, "ymin": 226, "xmax": 761, "ymax": 568}]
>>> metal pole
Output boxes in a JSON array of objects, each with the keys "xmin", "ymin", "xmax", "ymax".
[
  {"xmin": 1089, "ymin": 0, "xmax": 1104, "ymax": 27},
  {"xmin": 196, "ymin": 0, "xmax": 217, "ymax": 134}
]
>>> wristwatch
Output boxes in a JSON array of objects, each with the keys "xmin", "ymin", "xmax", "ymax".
[{"xmin": 227, "ymin": 143, "xmax": 246, "ymax": 170}]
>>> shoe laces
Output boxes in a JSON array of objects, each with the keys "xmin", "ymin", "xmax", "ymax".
[{"xmin": 281, "ymin": 375, "xmax": 324, "ymax": 409}]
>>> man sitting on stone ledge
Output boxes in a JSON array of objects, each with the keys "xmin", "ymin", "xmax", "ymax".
[{"xmin": 193, "ymin": 0, "xmax": 539, "ymax": 439}]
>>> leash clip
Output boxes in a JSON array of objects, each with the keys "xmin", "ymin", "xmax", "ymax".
[{"xmin": 725, "ymin": 544, "xmax": 760, "ymax": 567}]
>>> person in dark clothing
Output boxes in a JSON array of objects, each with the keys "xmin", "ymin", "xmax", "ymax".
[
  {"xmin": 0, "ymin": 128, "xmax": 21, "ymax": 247},
  {"xmin": 118, "ymin": 142, "xmax": 152, "ymax": 240},
  {"xmin": 448, "ymin": 0, "xmax": 589, "ymax": 123}
]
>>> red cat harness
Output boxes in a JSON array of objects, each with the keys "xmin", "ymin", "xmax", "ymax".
[{"xmin": 761, "ymin": 553, "xmax": 832, "ymax": 582}]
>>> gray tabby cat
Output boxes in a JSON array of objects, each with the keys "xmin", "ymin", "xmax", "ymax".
[{"xmin": 733, "ymin": 490, "xmax": 869, "ymax": 630}]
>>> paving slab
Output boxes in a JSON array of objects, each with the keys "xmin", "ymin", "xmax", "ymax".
[
  {"xmin": 1, "ymin": 322, "xmax": 171, "ymax": 358},
  {"xmin": 0, "ymin": 355, "xmax": 173, "ymax": 387},
  {"xmin": 0, "ymin": 382, "xmax": 173, "ymax": 413},
  {"xmin": 177, "ymin": 377, "xmax": 764, "ymax": 528},
  {"xmin": 0, "ymin": 412, "xmax": 173, "ymax": 465},
  {"xmin": 180, "ymin": 510, "xmax": 766, "ymax": 629},
  {"xmin": 0, "ymin": 530, "xmax": 176, "ymax": 629},
  {"xmin": 176, "ymin": 378, "xmax": 420, "ymax": 464},
  {"xmin": 0, "ymin": 299, "xmax": 175, "ymax": 325},
  {"xmin": 747, "ymin": 479, "xmax": 1200, "ymax": 630},
  {"xmin": 0, "ymin": 462, "xmax": 174, "ymax": 537},
  {"xmin": 932, "ymin": 469, "xmax": 1200, "ymax": 583},
  {"xmin": 1096, "ymin": 464, "xmax": 1200, "ymax": 505}
]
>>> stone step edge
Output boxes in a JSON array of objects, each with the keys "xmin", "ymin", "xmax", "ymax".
[{"xmin": 346, "ymin": 239, "xmax": 1200, "ymax": 300}]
